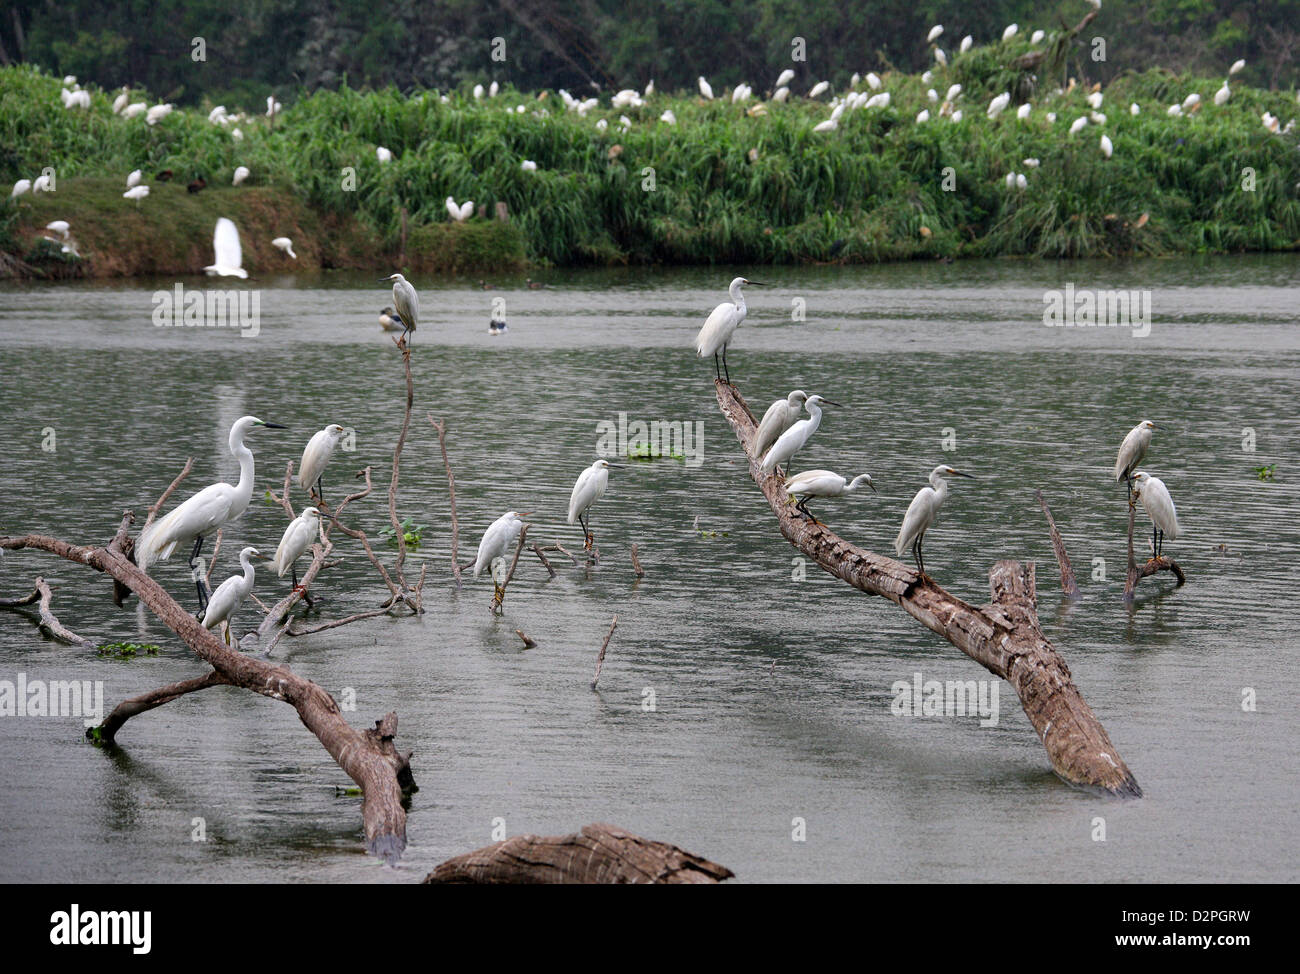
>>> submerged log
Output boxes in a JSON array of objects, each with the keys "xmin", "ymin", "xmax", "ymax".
[
  {"xmin": 423, "ymin": 823, "xmax": 733, "ymax": 884},
  {"xmin": 1036, "ymin": 490, "xmax": 1081, "ymax": 598},
  {"xmin": 0, "ymin": 577, "xmax": 97, "ymax": 649},
  {"xmin": 714, "ymin": 380, "xmax": 1140, "ymax": 797}
]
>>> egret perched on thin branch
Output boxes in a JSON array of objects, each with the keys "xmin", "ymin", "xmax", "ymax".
[
  {"xmin": 202, "ymin": 546, "xmax": 266, "ymax": 643},
  {"xmin": 784, "ymin": 469, "xmax": 875, "ymax": 523},
  {"xmin": 136, "ymin": 416, "xmax": 286, "ymax": 608},
  {"xmin": 204, "ymin": 217, "xmax": 247, "ymax": 278},
  {"xmin": 473, "ymin": 510, "xmax": 531, "ymax": 602},
  {"xmin": 695, "ymin": 276, "xmax": 764, "ymax": 383},
  {"xmin": 1115, "ymin": 419, "xmax": 1159, "ymax": 496},
  {"xmin": 760, "ymin": 394, "xmax": 839, "ymax": 475},
  {"xmin": 753, "ymin": 390, "xmax": 808, "ymax": 458},
  {"xmin": 1132, "ymin": 471, "xmax": 1180, "ymax": 558},
  {"xmin": 380, "ymin": 272, "xmax": 418, "ymax": 347},
  {"xmin": 894, "ymin": 464, "xmax": 973, "ymax": 579},
  {"xmin": 271, "ymin": 507, "xmax": 323, "ymax": 592},
  {"xmin": 568, "ymin": 459, "xmax": 620, "ymax": 551},
  {"xmin": 298, "ymin": 424, "xmax": 346, "ymax": 502}
]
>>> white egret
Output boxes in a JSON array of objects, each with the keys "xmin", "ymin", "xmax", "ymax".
[
  {"xmin": 202, "ymin": 546, "xmax": 266, "ymax": 643},
  {"xmin": 1182, "ymin": 92, "xmax": 1201, "ymax": 110},
  {"xmin": 1017, "ymin": 103, "xmax": 1031, "ymax": 120},
  {"xmin": 934, "ymin": 48, "xmax": 947, "ymax": 66},
  {"xmin": 1015, "ymin": 172, "xmax": 1028, "ymax": 189},
  {"xmin": 298, "ymin": 424, "xmax": 346, "ymax": 501},
  {"xmin": 272, "ymin": 236, "xmax": 296, "ymax": 258},
  {"xmin": 1100, "ymin": 134, "xmax": 1113, "ymax": 158},
  {"xmin": 113, "ymin": 91, "xmax": 130, "ymax": 114},
  {"xmin": 136, "ymin": 416, "xmax": 286, "ymax": 607},
  {"xmin": 473, "ymin": 510, "xmax": 531, "ymax": 600},
  {"xmin": 1229, "ymin": 59, "xmax": 1245, "ymax": 76},
  {"xmin": 660, "ymin": 109, "xmax": 678, "ymax": 124},
  {"xmin": 753, "ymin": 390, "xmax": 808, "ymax": 458},
  {"xmin": 927, "ymin": 25, "xmax": 944, "ymax": 43},
  {"xmin": 987, "ymin": 92, "xmax": 1011, "ymax": 118},
  {"xmin": 123, "ymin": 185, "xmax": 150, "ymax": 201},
  {"xmin": 1132, "ymin": 472, "xmax": 1180, "ymax": 558},
  {"xmin": 813, "ymin": 118, "xmax": 837, "ymax": 133},
  {"xmin": 204, "ymin": 217, "xmax": 246, "ymax": 278},
  {"xmin": 1069, "ymin": 115, "xmax": 1088, "ymax": 134},
  {"xmin": 32, "ymin": 174, "xmax": 52, "ymax": 193},
  {"xmin": 568, "ymin": 459, "xmax": 619, "ymax": 550},
  {"xmin": 1087, "ymin": 91, "xmax": 1104, "ymax": 109},
  {"xmin": 378, "ymin": 306, "xmax": 405, "ymax": 332},
  {"xmin": 775, "ymin": 68, "xmax": 795, "ymax": 89},
  {"xmin": 1130, "ymin": 103, "xmax": 1141, "ymax": 115},
  {"xmin": 960, "ymin": 36, "xmax": 973, "ymax": 53},
  {"xmin": 809, "ymin": 80, "xmax": 829, "ymax": 98},
  {"xmin": 1114, "ymin": 419, "xmax": 1159, "ymax": 493},
  {"xmin": 1031, "ymin": 29, "xmax": 1045, "ymax": 44},
  {"xmin": 866, "ymin": 72, "xmax": 882, "ymax": 90},
  {"xmin": 45, "ymin": 220, "xmax": 70, "ymax": 240},
  {"xmin": 11, "ymin": 179, "xmax": 31, "ymax": 198},
  {"xmin": 232, "ymin": 166, "xmax": 250, "ymax": 185},
  {"xmin": 772, "ymin": 87, "xmax": 790, "ymax": 103},
  {"xmin": 1214, "ymin": 83, "xmax": 1230, "ymax": 106},
  {"xmin": 445, "ymin": 197, "xmax": 473, "ymax": 222},
  {"xmin": 916, "ymin": 109, "xmax": 930, "ymax": 124},
  {"xmin": 146, "ymin": 103, "xmax": 173, "ymax": 125},
  {"xmin": 698, "ymin": 77, "xmax": 714, "ymax": 100},
  {"xmin": 271, "ymin": 508, "xmax": 324, "ymax": 591},
  {"xmin": 1023, "ymin": 157, "xmax": 1040, "ymax": 168},
  {"xmin": 760, "ymin": 394, "xmax": 839, "ymax": 475},
  {"xmin": 784, "ymin": 469, "xmax": 876, "ymax": 522},
  {"xmin": 376, "ymin": 146, "xmax": 392, "ymax": 163},
  {"xmin": 121, "ymin": 102, "xmax": 146, "ymax": 119},
  {"xmin": 894, "ymin": 464, "xmax": 974, "ymax": 578},
  {"xmin": 126, "ymin": 169, "xmax": 142, "ymax": 189},
  {"xmin": 380, "ymin": 272, "xmax": 418, "ymax": 346},
  {"xmin": 208, "ymin": 105, "xmax": 228, "ymax": 124},
  {"xmin": 521, "ymin": 159, "xmax": 538, "ymax": 171},
  {"xmin": 1002, "ymin": 24, "xmax": 1019, "ymax": 41},
  {"xmin": 695, "ymin": 276, "xmax": 764, "ymax": 383}
]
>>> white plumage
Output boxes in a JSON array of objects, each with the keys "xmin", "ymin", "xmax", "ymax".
[
  {"xmin": 126, "ymin": 169, "xmax": 142, "ymax": 188},
  {"xmin": 204, "ymin": 217, "xmax": 246, "ymax": 278},
  {"xmin": 271, "ymin": 508, "xmax": 323, "ymax": 579},
  {"xmin": 382, "ymin": 272, "xmax": 419, "ymax": 343},
  {"xmin": 445, "ymin": 197, "xmax": 474, "ymax": 222},
  {"xmin": 473, "ymin": 511, "xmax": 529, "ymax": 582},
  {"xmin": 203, "ymin": 546, "xmax": 264, "ymax": 642},
  {"xmin": 1132, "ymin": 471, "xmax": 1180, "ymax": 555},
  {"xmin": 784, "ymin": 469, "xmax": 876, "ymax": 521},
  {"xmin": 753, "ymin": 391, "xmax": 808, "ymax": 458},
  {"xmin": 272, "ymin": 236, "xmax": 296, "ymax": 258},
  {"xmin": 760, "ymin": 394, "xmax": 837, "ymax": 474},
  {"xmin": 298, "ymin": 424, "xmax": 346, "ymax": 497},
  {"xmin": 695, "ymin": 276, "xmax": 760, "ymax": 382},
  {"xmin": 894, "ymin": 464, "xmax": 973, "ymax": 576},
  {"xmin": 568, "ymin": 459, "xmax": 615, "ymax": 549},
  {"xmin": 232, "ymin": 166, "xmax": 250, "ymax": 185},
  {"xmin": 698, "ymin": 76, "xmax": 714, "ymax": 100},
  {"xmin": 1115, "ymin": 420, "xmax": 1158, "ymax": 485}
]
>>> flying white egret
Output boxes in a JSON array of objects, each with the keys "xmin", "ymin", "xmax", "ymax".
[
  {"xmin": 568, "ymin": 459, "xmax": 620, "ymax": 550},
  {"xmin": 271, "ymin": 508, "xmax": 324, "ymax": 591},
  {"xmin": 753, "ymin": 390, "xmax": 808, "ymax": 458},
  {"xmin": 380, "ymin": 272, "xmax": 418, "ymax": 346},
  {"xmin": 204, "ymin": 217, "xmax": 246, "ymax": 278},
  {"xmin": 379, "ymin": 306, "xmax": 405, "ymax": 332},
  {"xmin": 695, "ymin": 276, "xmax": 764, "ymax": 383},
  {"xmin": 298, "ymin": 424, "xmax": 346, "ymax": 501},
  {"xmin": 272, "ymin": 236, "xmax": 296, "ymax": 258},
  {"xmin": 1132, "ymin": 471, "xmax": 1180, "ymax": 558},
  {"xmin": 446, "ymin": 197, "xmax": 473, "ymax": 222},
  {"xmin": 232, "ymin": 165, "xmax": 250, "ymax": 185},
  {"xmin": 1114, "ymin": 419, "xmax": 1159, "ymax": 494},
  {"xmin": 136, "ymin": 416, "xmax": 286, "ymax": 607},
  {"xmin": 784, "ymin": 469, "xmax": 876, "ymax": 522},
  {"xmin": 760, "ymin": 394, "xmax": 839, "ymax": 475},
  {"xmin": 202, "ymin": 546, "xmax": 266, "ymax": 643},
  {"xmin": 126, "ymin": 169, "xmax": 142, "ymax": 189},
  {"xmin": 473, "ymin": 510, "xmax": 531, "ymax": 600},
  {"xmin": 698, "ymin": 77, "xmax": 714, "ymax": 100},
  {"xmin": 894, "ymin": 464, "xmax": 973, "ymax": 578},
  {"xmin": 123, "ymin": 185, "xmax": 150, "ymax": 201}
]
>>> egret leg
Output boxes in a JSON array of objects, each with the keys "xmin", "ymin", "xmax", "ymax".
[
  {"xmin": 721, "ymin": 344, "xmax": 731, "ymax": 384},
  {"xmin": 188, "ymin": 536, "xmax": 209, "ymax": 610},
  {"xmin": 713, "ymin": 351, "xmax": 722, "ymax": 382},
  {"xmin": 914, "ymin": 534, "xmax": 927, "ymax": 580},
  {"xmin": 315, "ymin": 475, "xmax": 325, "ymax": 505}
]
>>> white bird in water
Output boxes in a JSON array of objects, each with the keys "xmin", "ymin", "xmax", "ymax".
[
  {"xmin": 760, "ymin": 394, "xmax": 839, "ymax": 475},
  {"xmin": 202, "ymin": 546, "xmax": 266, "ymax": 643},
  {"xmin": 1132, "ymin": 472, "xmax": 1180, "ymax": 558},
  {"xmin": 698, "ymin": 76, "xmax": 714, "ymax": 100},
  {"xmin": 1115, "ymin": 419, "xmax": 1159, "ymax": 494},
  {"xmin": 232, "ymin": 166, "xmax": 250, "ymax": 185},
  {"xmin": 695, "ymin": 276, "xmax": 764, "ymax": 383},
  {"xmin": 136, "ymin": 416, "xmax": 286, "ymax": 607},
  {"xmin": 894, "ymin": 464, "xmax": 973, "ymax": 578},
  {"xmin": 473, "ymin": 510, "xmax": 531, "ymax": 600},
  {"xmin": 272, "ymin": 236, "xmax": 296, "ymax": 258},
  {"xmin": 299, "ymin": 424, "xmax": 347, "ymax": 501},
  {"xmin": 568, "ymin": 459, "xmax": 619, "ymax": 551},
  {"xmin": 784, "ymin": 469, "xmax": 875, "ymax": 523},
  {"xmin": 445, "ymin": 197, "xmax": 473, "ymax": 222},
  {"xmin": 271, "ymin": 507, "xmax": 324, "ymax": 591},
  {"xmin": 204, "ymin": 217, "xmax": 246, "ymax": 278},
  {"xmin": 753, "ymin": 390, "xmax": 808, "ymax": 458},
  {"xmin": 380, "ymin": 272, "xmax": 418, "ymax": 347}
]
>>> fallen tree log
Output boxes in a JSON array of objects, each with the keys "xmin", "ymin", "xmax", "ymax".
[
  {"xmin": 714, "ymin": 380, "xmax": 1140, "ymax": 797},
  {"xmin": 423, "ymin": 823, "xmax": 733, "ymax": 884}
]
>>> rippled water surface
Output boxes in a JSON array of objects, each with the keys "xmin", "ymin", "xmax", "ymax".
[{"xmin": 1, "ymin": 256, "xmax": 1297, "ymax": 883}]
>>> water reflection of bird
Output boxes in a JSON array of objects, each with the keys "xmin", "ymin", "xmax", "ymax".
[
  {"xmin": 1132, "ymin": 472, "xmax": 1180, "ymax": 558},
  {"xmin": 784, "ymin": 469, "xmax": 876, "ymax": 523},
  {"xmin": 894, "ymin": 464, "xmax": 973, "ymax": 579},
  {"xmin": 379, "ymin": 306, "xmax": 405, "ymax": 332}
]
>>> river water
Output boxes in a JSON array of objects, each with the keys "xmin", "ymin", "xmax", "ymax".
[{"xmin": 0, "ymin": 257, "xmax": 1296, "ymax": 883}]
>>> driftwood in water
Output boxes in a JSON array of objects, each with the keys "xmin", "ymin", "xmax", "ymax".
[
  {"xmin": 1036, "ymin": 490, "xmax": 1081, "ymax": 598},
  {"xmin": 1123, "ymin": 502, "xmax": 1185, "ymax": 602},
  {"xmin": 0, "ymin": 577, "xmax": 97, "ymax": 649},
  {"xmin": 423, "ymin": 823, "xmax": 732, "ymax": 884},
  {"xmin": 590, "ymin": 615, "xmax": 617, "ymax": 690},
  {"xmin": 715, "ymin": 380, "xmax": 1140, "ymax": 796}
]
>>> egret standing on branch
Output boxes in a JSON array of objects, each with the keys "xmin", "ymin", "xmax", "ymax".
[
  {"xmin": 759, "ymin": 394, "xmax": 839, "ymax": 475},
  {"xmin": 473, "ymin": 511, "xmax": 531, "ymax": 603},
  {"xmin": 568, "ymin": 459, "xmax": 620, "ymax": 551},
  {"xmin": 1115, "ymin": 419, "xmax": 1159, "ymax": 496},
  {"xmin": 1132, "ymin": 472, "xmax": 1180, "ymax": 558},
  {"xmin": 753, "ymin": 390, "xmax": 808, "ymax": 458},
  {"xmin": 784, "ymin": 469, "xmax": 876, "ymax": 523},
  {"xmin": 695, "ymin": 277, "xmax": 764, "ymax": 383},
  {"xmin": 136, "ymin": 416, "xmax": 286, "ymax": 608},
  {"xmin": 202, "ymin": 546, "xmax": 266, "ymax": 643},
  {"xmin": 299, "ymin": 423, "xmax": 346, "ymax": 502},
  {"xmin": 894, "ymin": 464, "xmax": 973, "ymax": 579},
  {"xmin": 380, "ymin": 273, "xmax": 418, "ymax": 347},
  {"xmin": 271, "ymin": 507, "xmax": 324, "ymax": 593}
]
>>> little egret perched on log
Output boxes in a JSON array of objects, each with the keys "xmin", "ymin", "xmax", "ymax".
[
  {"xmin": 380, "ymin": 272, "xmax": 418, "ymax": 346},
  {"xmin": 136, "ymin": 416, "xmax": 286, "ymax": 608},
  {"xmin": 204, "ymin": 217, "xmax": 247, "ymax": 278},
  {"xmin": 894, "ymin": 464, "xmax": 974, "ymax": 578},
  {"xmin": 759, "ymin": 394, "xmax": 839, "ymax": 475},
  {"xmin": 474, "ymin": 511, "xmax": 531, "ymax": 601},
  {"xmin": 202, "ymin": 546, "xmax": 266, "ymax": 643},
  {"xmin": 568, "ymin": 459, "xmax": 620, "ymax": 550},
  {"xmin": 1132, "ymin": 472, "xmax": 1180, "ymax": 557},
  {"xmin": 298, "ymin": 424, "xmax": 346, "ymax": 501},
  {"xmin": 753, "ymin": 390, "xmax": 808, "ymax": 458},
  {"xmin": 695, "ymin": 277, "xmax": 764, "ymax": 383},
  {"xmin": 271, "ymin": 507, "xmax": 323, "ymax": 590},
  {"xmin": 1115, "ymin": 419, "xmax": 1159, "ymax": 494},
  {"xmin": 784, "ymin": 469, "xmax": 876, "ymax": 522}
]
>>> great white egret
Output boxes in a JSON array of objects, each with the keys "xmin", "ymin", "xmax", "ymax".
[
  {"xmin": 202, "ymin": 546, "xmax": 266, "ymax": 643},
  {"xmin": 299, "ymin": 424, "xmax": 346, "ymax": 501},
  {"xmin": 784, "ymin": 469, "xmax": 876, "ymax": 522},
  {"xmin": 378, "ymin": 307, "xmax": 405, "ymax": 332},
  {"xmin": 1132, "ymin": 471, "xmax": 1180, "ymax": 557},
  {"xmin": 272, "ymin": 236, "xmax": 296, "ymax": 258},
  {"xmin": 695, "ymin": 276, "xmax": 764, "ymax": 383},
  {"xmin": 380, "ymin": 272, "xmax": 418, "ymax": 346},
  {"xmin": 1115, "ymin": 420, "xmax": 1159, "ymax": 493},
  {"xmin": 753, "ymin": 390, "xmax": 808, "ymax": 458},
  {"xmin": 760, "ymin": 394, "xmax": 839, "ymax": 475},
  {"xmin": 473, "ymin": 510, "xmax": 531, "ymax": 600},
  {"xmin": 894, "ymin": 464, "xmax": 973, "ymax": 578},
  {"xmin": 271, "ymin": 507, "xmax": 323, "ymax": 590},
  {"xmin": 568, "ymin": 459, "xmax": 619, "ymax": 550},
  {"xmin": 204, "ymin": 218, "xmax": 246, "ymax": 278},
  {"xmin": 137, "ymin": 416, "xmax": 286, "ymax": 607}
]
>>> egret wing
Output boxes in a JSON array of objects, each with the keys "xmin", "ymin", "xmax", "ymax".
[{"xmin": 213, "ymin": 217, "xmax": 242, "ymax": 271}]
